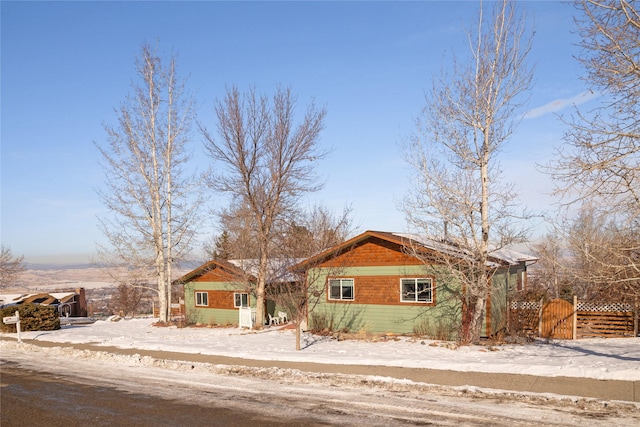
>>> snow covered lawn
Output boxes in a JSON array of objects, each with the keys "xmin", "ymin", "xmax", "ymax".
[{"xmin": 2, "ymin": 317, "xmax": 639, "ymax": 381}]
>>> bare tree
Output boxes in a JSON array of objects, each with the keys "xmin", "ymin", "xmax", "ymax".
[
  {"xmin": 204, "ymin": 203, "xmax": 261, "ymax": 261},
  {"xmin": 108, "ymin": 281, "xmax": 149, "ymax": 318},
  {"xmin": 96, "ymin": 43, "xmax": 201, "ymax": 323},
  {"xmin": 549, "ymin": 1, "xmax": 639, "ymax": 217},
  {"xmin": 403, "ymin": 0, "xmax": 534, "ymax": 342},
  {"xmin": 543, "ymin": 1, "xmax": 639, "ymax": 302},
  {"xmin": 0, "ymin": 245, "xmax": 25, "ymax": 289},
  {"xmin": 267, "ymin": 205, "xmax": 353, "ymax": 350},
  {"xmin": 556, "ymin": 205, "xmax": 638, "ymax": 302},
  {"xmin": 201, "ymin": 86, "xmax": 327, "ymax": 328},
  {"xmin": 531, "ymin": 204, "xmax": 639, "ymax": 304},
  {"xmin": 530, "ymin": 233, "xmax": 566, "ymax": 299}
]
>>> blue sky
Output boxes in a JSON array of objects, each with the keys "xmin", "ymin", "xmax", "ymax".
[{"xmin": 1, "ymin": 1, "xmax": 593, "ymax": 263}]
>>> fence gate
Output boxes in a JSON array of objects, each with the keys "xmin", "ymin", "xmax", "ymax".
[
  {"xmin": 540, "ymin": 299, "xmax": 574, "ymax": 339},
  {"xmin": 238, "ymin": 307, "xmax": 256, "ymax": 329}
]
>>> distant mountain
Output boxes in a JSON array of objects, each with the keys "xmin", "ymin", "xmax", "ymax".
[{"xmin": 23, "ymin": 262, "xmax": 101, "ymax": 271}]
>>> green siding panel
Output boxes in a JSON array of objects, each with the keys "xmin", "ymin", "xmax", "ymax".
[
  {"xmin": 187, "ymin": 307, "xmax": 239, "ymax": 325},
  {"xmin": 184, "ymin": 281, "xmax": 253, "ymax": 326},
  {"xmin": 311, "ymin": 302, "xmax": 459, "ymax": 335},
  {"xmin": 308, "ymin": 265, "xmax": 462, "ymax": 335}
]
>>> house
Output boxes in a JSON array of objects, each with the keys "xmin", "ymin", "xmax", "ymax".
[
  {"xmin": 0, "ymin": 288, "xmax": 88, "ymax": 318},
  {"xmin": 295, "ymin": 230, "xmax": 537, "ymax": 337},
  {"xmin": 177, "ymin": 259, "xmax": 291, "ymax": 327}
]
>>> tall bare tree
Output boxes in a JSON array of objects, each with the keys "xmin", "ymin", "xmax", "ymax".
[
  {"xmin": 403, "ymin": 0, "xmax": 534, "ymax": 341},
  {"xmin": 204, "ymin": 203, "xmax": 261, "ymax": 261},
  {"xmin": 268, "ymin": 205, "xmax": 353, "ymax": 350},
  {"xmin": 544, "ymin": 1, "xmax": 639, "ymax": 301},
  {"xmin": 0, "ymin": 245, "xmax": 25, "ymax": 289},
  {"xmin": 96, "ymin": 43, "xmax": 200, "ymax": 323},
  {"xmin": 201, "ymin": 86, "xmax": 327, "ymax": 328},
  {"xmin": 549, "ymin": 0, "xmax": 639, "ymax": 217}
]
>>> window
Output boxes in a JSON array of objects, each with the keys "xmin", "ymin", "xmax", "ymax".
[
  {"xmin": 328, "ymin": 278, "xmax": 354, "ymax": 301},
  {"xmin": 195, "ymin": 291, "xmax": 208, "ymax": 307},
  {"xmin": 400, "ymin": 278, "xmax": 433, "ymax": 303},
  {"xmin": 234, "ymin": 292, "xmax": 249, "ymax": 308}
]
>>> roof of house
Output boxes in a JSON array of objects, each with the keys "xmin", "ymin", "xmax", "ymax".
[
  {"xmin": 178, "ymin": 231, "xmax": 538, "ymax": 283},
  {"xmin": 174, "ymin": 259, "xmax": 250, "ymax": 284},
  {"xmin": 293, "ymin": 230, "xmax": 537, "ymax": 270},
  {"xmin": 175, "ymin": 258, "xmax": 303, "ymax": 284},
  {"xmin": 0, "ymin": 291, "xmax": 79, "ymax": 307}
]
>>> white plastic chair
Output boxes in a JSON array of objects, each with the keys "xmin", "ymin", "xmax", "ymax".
[
  {"xmin": 268, "ymin": 313, "xmax": 280, "ymax": 325},
  {"xmin": 278, "ymin": 311, "xmax": 288, "ymax": 323}
]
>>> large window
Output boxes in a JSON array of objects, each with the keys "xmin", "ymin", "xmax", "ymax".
[
  {"xmin": 234, "ymin": 292, "xmax": 249, "ymax": 308},
  {"xmin": 328, "ymin": 278, "xmax": 354, "ymax": 301},
  {"xmin": 195, "ymin": 291, "xmax": 208, "ymax": 307},
  {"xmin": 400, "ymin": 278, "xmax": 433, "ymax": 303}
]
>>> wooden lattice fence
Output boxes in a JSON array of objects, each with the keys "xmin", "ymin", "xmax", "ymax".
[
  {"xmin": 509, "ymin": 299, "xmax": 638, "ymax": 339},
  {"xmin": 508, "ymin": 300, "xmax": 541, "ymax": 338},
  {"xmin": 576, "ymin": 301, "xmax": 636, "ymax": 338}
]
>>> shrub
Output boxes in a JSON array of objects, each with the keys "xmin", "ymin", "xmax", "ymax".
[
  {"xmin": 413, "ymin": 317, "xmax": 458, "ymax": 341},
  {"xmin": 0, "ymin": 303, "xmax": 60, "ymax": 333},
  {"xmin": 309, "ymin": 311, "xmax": 333, "ymax": 334}
]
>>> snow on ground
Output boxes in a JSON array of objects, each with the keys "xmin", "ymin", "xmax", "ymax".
[{"xmin": 2, "ymin": 318, "xmax": 638, "ymax": 381}]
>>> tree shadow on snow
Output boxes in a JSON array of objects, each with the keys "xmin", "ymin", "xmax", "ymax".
[{"xmin": 549, "ymin": 341, "xmax": 640, "ymax": 363}]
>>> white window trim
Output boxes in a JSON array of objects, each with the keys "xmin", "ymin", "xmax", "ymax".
[
  {"xmin": 195, "ymin": 291, "xmax": 208, "ymax": 307},
  {"xmin": 328, "ymin": 278, "xmax": 355, "ymax": 301},
  {"xmin": 400, "ymin": 278, "xmax": 433, "ymax": 303},
  {"xmin": 234, "ymin": 292, "xmax": 249, "ymax": 308}
]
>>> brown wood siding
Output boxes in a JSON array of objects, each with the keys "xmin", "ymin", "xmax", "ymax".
[
  {"xmin": 192, "ymin": 268, "xmax": 242, "ymax": 282},
  {"xmin": 327, "ymin": 275, "xmax": 436, "ymax": 306},
  {"xmin": 320, "ymin": 237, "xmax": 425, "ymax": 268},
  {"xmin": 194, "ymin": 290, "xmax": 246, "ymax": 309}
]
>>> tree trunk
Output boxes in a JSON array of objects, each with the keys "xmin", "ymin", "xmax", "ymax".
[
  {"xmin": 254, "ymin": 250, "xmax": 269, "ymax": 329},
  {"xmin": 156, "ymin": 250, "xmax": 168, "ymax": 323},
  {"xmin": 469, "ymin": 281, "xmax": 487, "ymax": 341}
]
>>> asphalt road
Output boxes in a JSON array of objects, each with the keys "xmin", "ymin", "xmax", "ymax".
[
  {"xmin": 2, "ymin": 340, "xmax": 640, "ymax": 427},
  {"xmin": 0, "ymin": 362, "xmax": 326, "ymax": 427},
  {"xmin": 7, "ymin": 337, "xmax": 638, "ymax": 402}
]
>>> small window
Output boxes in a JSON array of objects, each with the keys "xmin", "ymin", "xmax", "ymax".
[
  {"xmin": 195, "ymin": 291, "xmax": 208, "ymax": 307},
  {"xmin": 234, "ymin": 292, "xmax": 249, "ymax": 308},
  {"xmin": 401, "ymin": 278, "xmax": 433, "ymax": 303},
  {"xmin": 328, "ymin": 278, "xmax": 354, "ymax": 301}
]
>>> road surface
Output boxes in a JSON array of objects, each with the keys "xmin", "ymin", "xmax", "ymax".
[{"xmin": 2, "ymin": 341, "xmax": 639, "ymax": 426}]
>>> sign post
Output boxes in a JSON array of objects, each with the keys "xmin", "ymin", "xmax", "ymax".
[{"xmin": 3, "ymin": 310, "xmax": 22, "ymax": 343}]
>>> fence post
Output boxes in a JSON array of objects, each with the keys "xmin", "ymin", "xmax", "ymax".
[
  {"xmin": 572, "ymin": 295, "xmax": 578, "ymax": 340},
  {"xmin": 538, "ymin": 297, "xmax": 544, "ymax": 337}
]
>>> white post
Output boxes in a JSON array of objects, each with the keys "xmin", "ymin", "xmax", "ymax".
[{"xmin": 15, "ymin": 310, "xmax": 22, "ymax": 344}]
